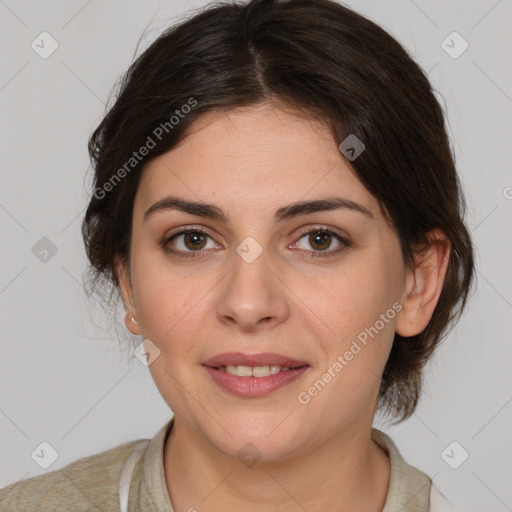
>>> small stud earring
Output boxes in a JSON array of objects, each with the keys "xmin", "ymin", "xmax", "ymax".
[{"xmin": 131, "ymin": 316, "xmax": 138, "ymax": 324}]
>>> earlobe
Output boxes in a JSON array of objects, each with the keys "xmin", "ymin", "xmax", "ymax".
[{"xmin": 395, "ymin": 230, "xmax": 451, "ymax": 337}]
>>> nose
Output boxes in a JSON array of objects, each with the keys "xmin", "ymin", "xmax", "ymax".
[{"xmin": 216, "ymin": 245, "xmax": 290, "ymax": 332}]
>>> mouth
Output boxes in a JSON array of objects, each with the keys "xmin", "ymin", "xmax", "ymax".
[
  {"xmin": 202, "ymin": 351, "xmax": 309, "ymax": 369},
  {"xmin": 201, "ymin": 352, "xmax": 310, "ymax": 397},
  {"xmin": 210, "ymin": 363, "xmax": 308, "ymax": 377}
]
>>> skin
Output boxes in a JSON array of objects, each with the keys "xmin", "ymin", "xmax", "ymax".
[{"xmin": 116, "ymin": 102, "xmax": 450, "ymax": 512}]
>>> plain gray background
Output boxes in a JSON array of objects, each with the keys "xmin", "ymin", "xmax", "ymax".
[{"xmin": 1, "ymin": 1, "xmax": 511, "ymax": 510}]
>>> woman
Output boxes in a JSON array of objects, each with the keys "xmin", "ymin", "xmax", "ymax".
[{"xmin": 0, "ymin": 0, "xmax": 474, "ymax": 510}]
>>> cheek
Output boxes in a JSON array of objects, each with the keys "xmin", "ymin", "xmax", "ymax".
[
  {"xmin": 131, "ymin": 259, "xmax": 212, "ymax": 416},
  {"xmin": 130, "ymin": 252, "xmax": 207, "ymax": 354},
  {"xmin": 297, "ymin": 263, "xmax": 399, "ymax": 418},
  {"xmin": 301, "ymin": 247, "xmax": 402, "ymax": 377},
  {"xmin": 316, "ymin": 257, "xmax": 401, "ymax": 334}
]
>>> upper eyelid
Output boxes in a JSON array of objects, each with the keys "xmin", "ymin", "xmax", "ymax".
[
  {"xmin": 164, "ymin": 225, "xmax": 216, "ymax": 242},
  {"xmin": 295, "ymin": 224, "xmax": 349, "ymax": 240},
  {"xmin": 165, "ymin": 224, "xmax": 349, "ymax": 248}
]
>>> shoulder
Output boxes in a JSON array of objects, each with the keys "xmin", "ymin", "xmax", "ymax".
[
  {"xmin": 372, "ymin": 428, "xmax": 459, "ymax": 512},
  {"xmin": 0, "ymin": 437, "xmax": 150, "ymax": 511}
]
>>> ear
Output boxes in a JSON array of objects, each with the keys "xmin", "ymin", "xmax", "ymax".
[
  {"xmin": 114, "ymin": 255, "xmax": 141, "ymax": 335},
  {"xmin": 395, "ymin": 229, "xmax": 451, "ymax": 337}
]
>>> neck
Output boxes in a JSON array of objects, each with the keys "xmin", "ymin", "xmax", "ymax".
[{"xmin": 164, "ymin": 418, "xmax": 390, "ymax": 512}]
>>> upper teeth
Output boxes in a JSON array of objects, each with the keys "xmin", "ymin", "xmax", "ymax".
[{"xmin": 220, "ymin": 365, "xmax": 290, "ymax": 377}]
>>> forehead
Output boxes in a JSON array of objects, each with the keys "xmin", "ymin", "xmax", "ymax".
[{"xmin": 135, "ymin": 104, "xmax": 379, "ymax": 218}]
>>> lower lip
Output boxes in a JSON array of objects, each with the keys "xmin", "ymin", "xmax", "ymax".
[{"xmin": 202, "ymin": 365, "xmax": 309, "ymax": 397}]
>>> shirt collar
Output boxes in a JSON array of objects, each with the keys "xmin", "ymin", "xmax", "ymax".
[
  {"xmin": 131, "ymin": 416, "xmax": 175, "ymax": 511},
  {"xmin": 371, "ymin": 428, "xmax": 431, "ymax": 511}
]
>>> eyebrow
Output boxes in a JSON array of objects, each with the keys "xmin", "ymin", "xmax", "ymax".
[{"xmin": 143, "ymin": 195, "xmax": 374, "ymax": 224}]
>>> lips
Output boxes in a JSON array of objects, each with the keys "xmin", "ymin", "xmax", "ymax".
[
  {"xmin": 202, "ymin": 352, "xmax": 311, "ymax": 397},
  {"xmin": 201, "ymin": 352, "xmax": 309, "ymax": 369}
]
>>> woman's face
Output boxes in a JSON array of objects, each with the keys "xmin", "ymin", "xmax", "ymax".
[{"xmin": 119, "ymin": 103, "xmax": 409, "ymax": 461}]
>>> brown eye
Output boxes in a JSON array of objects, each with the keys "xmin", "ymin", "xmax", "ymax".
[
  {"xmin": 307, "ymin": 231, "xmax": 332, "ymax": 251},
  {"xmin": 166, "ymin": 230, "xmax": 217, "ymax": 255},
  {"xmin": 292, "ymin": 227, "xmax": 350, "ymax": 258},
  {"xmin": 183, "ymin": 231, "xmax": 207, "ymax": 250}
]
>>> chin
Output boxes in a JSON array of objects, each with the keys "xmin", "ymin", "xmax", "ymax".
[{"xmin": 202, "ymin": 414, "xmax": 306, "ymax": 464}]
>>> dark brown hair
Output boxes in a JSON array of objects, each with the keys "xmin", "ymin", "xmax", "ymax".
[{"xmin": 82, "ymin": 0, "xmax": 474, "ymax": 422}]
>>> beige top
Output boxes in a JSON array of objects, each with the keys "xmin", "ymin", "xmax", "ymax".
[{"xmin": 0, "ymin": 416, "xmax": 451, "ymax": 511}]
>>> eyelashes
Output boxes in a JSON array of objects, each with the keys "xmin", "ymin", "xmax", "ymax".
[
  {"xmin": 161, "ymin": 225, "xmax": 351, "ymax": 260},
  {"xmin": 289, "ymin": 226, "xmax": 350, "ymax": 258},
  {"xmin": 163, "ymin": 228, "xmax": 217, "ymax": 258}
]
